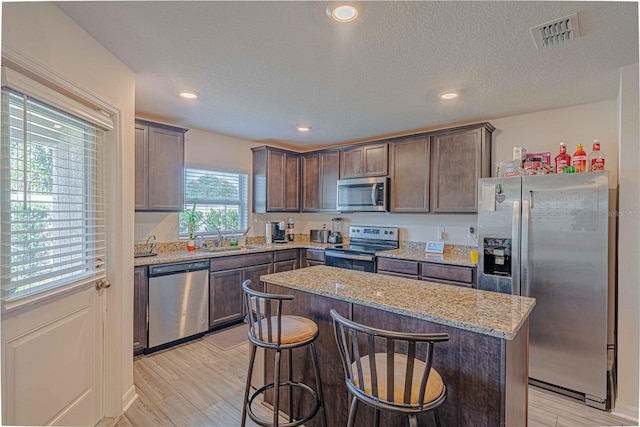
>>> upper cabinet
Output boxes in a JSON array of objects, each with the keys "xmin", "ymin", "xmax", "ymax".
[
  {"xmin": 135, "ymin": 119, "xmax": 187, "ymax": 211},
  {"xmin": 252, "ymin": 146, "xmax": 300, "ymax": 213},
  {"xmin": 302, "ymin": 150, "xmax": 339, "ymax": 212},
  {"xmin": 430, "ymin": 124, "xmax": 493, "ymax": 213},
  {"xmin": 339, "ymin": 143, "xmax": 388, "ymax": 179},
  {"xmin": 390, "ymin": 123, "xmax": 493, "ymax": 213},
  {"xmin": 389, "ymin": 137, "xmax": 431, "ymax": 213}
]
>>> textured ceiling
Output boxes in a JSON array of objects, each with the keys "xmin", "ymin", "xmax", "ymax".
[{"xmin": 55, "ymin": 1, "xmax": 638, "ymax": 149}]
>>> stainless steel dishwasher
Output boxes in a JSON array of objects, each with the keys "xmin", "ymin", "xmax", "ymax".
[{"xmin": 147, "ymin": 259, "xmax": 210, "ymax": 350}]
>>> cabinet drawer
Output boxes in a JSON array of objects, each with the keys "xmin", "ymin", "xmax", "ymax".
[
  {"xmin": 421, "ymin": 277, "xmax": 474, "ymax": 288},
  {"xmin": 377, "ymin": 258, "xmax": 419, "ymax": 276},
  {"xmin": 210, "ymin": 252, "xmax": 273, "ymax": 272},
  {"xmin": 378, "ymin": 270, "xmax": 419, "ymax": 280},
  {"xmin": 421, "ymin": 263, "xmax": 474, "ymax": 284},
  {"xmin": 305, "ymin": 249, "xmax": 325, "ymax": 262},
  {"xmin": 274, "ymin": 249, "xmax": 298, "ymax": 262}
]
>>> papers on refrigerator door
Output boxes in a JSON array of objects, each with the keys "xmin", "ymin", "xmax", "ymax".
[{"xmin": 481, "ymin": 184, "xmax": 496, "ymax": 211}]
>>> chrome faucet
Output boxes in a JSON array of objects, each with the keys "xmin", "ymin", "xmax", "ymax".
[{"xmin": 215, "ymin": 229, "xmax": 223, "ymax": 247}]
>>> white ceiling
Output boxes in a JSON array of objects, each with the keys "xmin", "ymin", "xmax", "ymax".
[{"xmin": 55, "ymin": 1, "xmax": 638, "ymax": 149}]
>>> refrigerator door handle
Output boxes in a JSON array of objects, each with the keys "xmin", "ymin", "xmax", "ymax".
[
  {"xmin": 521, "ymin": 199, "xmax": 531, "ymax": 296},
  {"xmin": 512, "ymin": 200, "xmax": 521, "ymax": 295}
]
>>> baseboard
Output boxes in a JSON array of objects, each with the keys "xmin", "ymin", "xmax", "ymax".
[
  {"xmin": 122, "ymin": 385, "xmax": 138, "ymax": 413},
  {"xmin": 612, "ymin": 403, "xmax": 639, "ymax": 424}
]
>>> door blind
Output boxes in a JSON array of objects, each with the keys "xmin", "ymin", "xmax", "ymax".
[{"xmin": 1, "ymin": 88, "xmax": 106, "ymax": 302}]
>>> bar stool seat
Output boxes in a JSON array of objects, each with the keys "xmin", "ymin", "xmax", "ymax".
[
  {"xmin": 353, "ymin": 353, "xmax": 445, "ymax": 406},
  {"xmin": 331, "ymin": 309, "xmax": 450, "ymax": 427},
  {"xmin": 253, "ymin": 316, "xmax": 317, "ymax": 344},
  {"xmin": 241, "ymin": 280, "xmax": 327, "ymax": 427}
]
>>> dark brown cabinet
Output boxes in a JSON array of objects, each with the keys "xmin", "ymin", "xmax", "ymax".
[
  {"xmin": 376, "ymin": 257, "xmax": 420, "ymax": 279},
  {"xmin": 133, "ymin": 266, "xmax": 148, "ymax": 355},
  {"xmin": 302, "ymin": 249, "xmax": 325, "ymax": 267},
  {"xmin": 376, "ymin": 257, "xmax": 476, "ymax": 288},
  {"xmin": 302, "ymin": 151, "xmax": 339, "ymax": 212},
  {"xmin": 421, "ymin": 262, "xmax": 476, "ymax": 288},
  {"xmin": 252, "ymin": 146, "xmax": 300, "ymax": 213},
  {"xmin": 209, "ymin": 252, "xmax": 273, "ymax": 329},
  {"xmin": 134, "ymin": 119, "xmax": 187, "ymax": 211},
  {"xmin": 389, "ymin": 137, "xmax": 430, "ymax": 213},
  {"xmin": 339, "ymin": 143, "xmax": 388, "ymax": 179},
  {"xmin": 430, "ymin": 124, "xmax": 493, "ymax": 213},
  {"xmin": 273, "ymin": 249, "xmax": 299, "ymax": 272}
]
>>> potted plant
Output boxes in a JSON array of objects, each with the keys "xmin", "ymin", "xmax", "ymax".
[{"xmin": 185, "ymin": 203, "xmax": 199, "ymax": 251}]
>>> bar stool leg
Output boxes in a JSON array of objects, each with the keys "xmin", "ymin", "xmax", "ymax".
[
  {"xmin": 432, "ymin": 408, "xmax": 441, "ymax": 427},
  {"xmin": 408, "ymin": 414, "xmax": 418, "ymax": 427},
  {"xmin": 288, "ymin": 348, "xmax": 293, "ymax": 423},
  {"xmin": 273, "ymin": 349, "xmax": 282, "ymax": 427},
  {"xmin": 309, "ymin": 342, "xmax": 327, "ymax": 427},
  {"xmin": 374, "ymin": 408, "xmax": 380, "ymax": 427},
  {"xmin": 241, "ymin": 343, "xmax": 257, "ymax": 427},
  {"xmin": 347, "ymin": 396, "xmax": 359, "ymax": 427}
]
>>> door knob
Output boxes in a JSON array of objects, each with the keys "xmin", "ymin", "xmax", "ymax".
[{"xmin": 95, "ymin": 278, "xmax": 111, "ymax": 290}]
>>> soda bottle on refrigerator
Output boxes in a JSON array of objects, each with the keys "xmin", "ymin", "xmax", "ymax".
[
  {"xmin": 555, "ymin": 142, "xmax": 571, "ymax": 174},
  {"xmin": 588, "ymin": 140, "xmax": 606, "ymax": 171},
  {"xmin": 572, "ymin": 144, "xmax": 587, "ymax": 173}
]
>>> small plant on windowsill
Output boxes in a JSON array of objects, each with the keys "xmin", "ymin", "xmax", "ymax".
[{"xmin": 185, "ymin": 203, "xmax": 199, "ymax": 251}]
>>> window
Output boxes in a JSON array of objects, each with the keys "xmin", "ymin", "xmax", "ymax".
[
  {"xmin": 1, "ymin": 87, "xmax": 107, "ymax": 302},
  {"xmin": 179, "ymin": 167, "xmax": 249, "ymax": 237}
]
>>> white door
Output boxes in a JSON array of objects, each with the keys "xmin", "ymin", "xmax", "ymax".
[{"xmin": 2, "ymin": 285, "xmax": 105, "ymax": 426}]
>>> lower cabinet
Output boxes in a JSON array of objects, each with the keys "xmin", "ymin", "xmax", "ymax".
[
  {"xmin": 302, "ymin": 249, "xmax": 325, "ymax": 267},
  {"xmin": 209, "ymin": 252, "xmax": 273, "ymax": 330},
  {"xmin": 273, "ymin": 249, "xmax": 299, "ymax": 273},
  {"xmin": 377, "ymin": 257, "xmax": 476, "ymax": 288},
  {"xmin": 133, "ymin": 266, "xmax": 148, "ymax": 356},
  {"xmin": 421, "ymin": 262, "xmax": 476, "ymax": 287}
]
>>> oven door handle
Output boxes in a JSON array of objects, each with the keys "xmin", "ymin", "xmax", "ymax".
[{"xmin": 326, "ymin": 252, "xmax": 374, "ymax": 262}]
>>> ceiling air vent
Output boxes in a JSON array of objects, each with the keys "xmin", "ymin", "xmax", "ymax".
[{"xmin": 530, "ymin": 13, "xmax": 580, "ymax": 49}]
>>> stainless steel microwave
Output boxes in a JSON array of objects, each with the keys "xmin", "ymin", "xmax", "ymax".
[{"xmin": 337, "ymin": 177, "xmax": 389, "ymax": 212}]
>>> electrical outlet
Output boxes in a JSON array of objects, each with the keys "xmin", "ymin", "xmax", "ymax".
[{"xmin": 468, "ymin": 226, "xmax": 475, "ymax": 238}]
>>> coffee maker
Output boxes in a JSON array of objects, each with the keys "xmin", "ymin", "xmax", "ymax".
[{"xmin": 266, "ymin": 221, "xmax": 287, "ymax": 243}]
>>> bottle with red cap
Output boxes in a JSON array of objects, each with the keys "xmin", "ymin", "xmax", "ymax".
[
  {"xmin": 572, "ymin": 144, "xmax": 587, "ymax": 173},
  {"xmin": 555, "ymin": 142, "xmax": 571, "ymax": 174},
  {"xmin": 588, "ymin": 139, "xmax": 606, "ymax": 171}
]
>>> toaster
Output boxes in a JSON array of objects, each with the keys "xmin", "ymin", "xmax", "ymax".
[{"xmin": 310, "ymin": 229, "xmax": 330, "ymax": 243}]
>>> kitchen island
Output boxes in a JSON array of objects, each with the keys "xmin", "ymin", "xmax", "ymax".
[{"xmin": 260, "ymin": 266, "xmax": 535, "ymax": 427}]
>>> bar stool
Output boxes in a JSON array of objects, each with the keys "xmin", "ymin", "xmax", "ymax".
[
  {"xmin": 330, "ymin": 309, "xmax": 450, "ymax": 427},
  {"xmin": 241, "ymin": 280, "xmax": 327, "ymax": 427}
]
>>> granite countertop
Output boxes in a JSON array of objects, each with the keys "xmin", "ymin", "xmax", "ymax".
[
  {"xmin": 377, "ymin": 248, "xmax": 476, "ymax": 267},
  {"xmin": 260, "ymin": 265, "xmax": 535, "ymax": 340},
  {"xmin": 134, "ymin": 241, "xmax": 336, "ymax": 266}
]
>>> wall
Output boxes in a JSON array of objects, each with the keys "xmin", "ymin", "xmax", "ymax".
[
  {"xmin": 616, "ymin": 63, "xmax": 639, "ymax": 417},
  {"xmin": 2, "ymin": 1, "xmax": 136, "ymax": 417}
]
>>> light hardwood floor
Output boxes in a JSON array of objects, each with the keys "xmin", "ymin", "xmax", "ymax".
[{"xmin": 110, "ymin": 336, "xmax": 636, "ymax": 427}]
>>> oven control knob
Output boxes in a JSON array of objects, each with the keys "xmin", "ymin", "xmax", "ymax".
[
  {"xmin": 389, "ymin": 231, "xmax": 393, "ymax": 235},
  {"xmin": 384, "ymin": 231, "xmax": 388, "ymax": 234}
]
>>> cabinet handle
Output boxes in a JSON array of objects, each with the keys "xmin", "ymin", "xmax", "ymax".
[{"xmin": 95, "ymin": 278, "xmax": 111, "ymax": 290}]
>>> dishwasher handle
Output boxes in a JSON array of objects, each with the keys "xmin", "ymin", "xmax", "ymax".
[{"xmin": 148, "ymin": 260, "xmax": 210, "ymax": 276}]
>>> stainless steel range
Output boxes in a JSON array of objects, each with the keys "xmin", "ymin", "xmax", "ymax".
[{"xmin": 325, "ymin": 225, "xmax": 399, "ymax": 272}]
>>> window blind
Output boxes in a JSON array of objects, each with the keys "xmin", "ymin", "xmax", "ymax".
[
  {"xmin": 180, "ymin": 167, "xmax": 249, "ymax": 236},
  {"xmin": 1, "ymin": 88, "xmax": 106, "ymax": 302}
]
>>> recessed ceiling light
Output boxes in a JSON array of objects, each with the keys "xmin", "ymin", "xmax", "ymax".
[
  {"xmin": 328, "ymin": 5, "xmax": 358, "ymax": 22},
  {"xmin": 297, "ymin": 126, "xmax": 312, "ymax": 132},
  {"xmin": 179, "ymin": 90, "xmax": 199, "ymax": 99},
  {"xmin": 439, "ymin": 90, "xmax": 460, "ymax": 100}
]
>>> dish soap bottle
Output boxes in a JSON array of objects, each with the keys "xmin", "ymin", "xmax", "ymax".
[
  {"xmin": 572, "ymin": 144, "xmax": 587, "ymax": 173},
  {"xmin": 588, "ymin": 139, "xmax": 606, "ymax": 171},
  {"xmin": 555, "ymin": 142, "xmax": 571, "ymax": 174}
]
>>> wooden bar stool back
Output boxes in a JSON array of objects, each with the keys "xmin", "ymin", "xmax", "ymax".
[
  {"xmin": 330, "ymin": 309, "xmax": 450, "ymax": 427},
  {"xmin": 241, "ymin": 280, "xmax": 326, "ymax": 427}
]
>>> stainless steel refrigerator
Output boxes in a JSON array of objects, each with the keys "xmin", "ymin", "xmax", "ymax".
[{"xmin": 477, "ymin": 171, "xmax": 613, "ymax": 409}]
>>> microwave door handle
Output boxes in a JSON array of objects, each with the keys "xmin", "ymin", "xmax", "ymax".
[{"xmin": 371, "ymin": 184, "xmax": 377, "ymax": 206}]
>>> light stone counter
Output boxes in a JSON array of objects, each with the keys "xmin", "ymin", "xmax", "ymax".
[
  {"xmin": 377, "ymin": 247, "xmax": 475, "ymax": 267},
  {"xmin": 134, "ymin": 242, "xmax": 336, "ymax": 267},
  {"xmin": 260, "ymin": 265, "xmax": 535, "ymax": 340}
]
